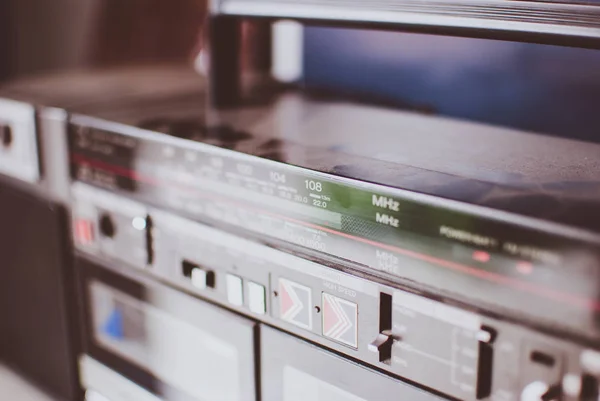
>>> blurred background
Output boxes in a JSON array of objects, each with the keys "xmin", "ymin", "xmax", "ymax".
[
  {"xmin": 1, "ymin": 2, "xmax": 600, "ymax": 400},
  {"xmin": 1, "ymin": 0, "xmax": 599, "ymax": 141},
  {"xmin": 0, "ymin": 0, "xmax": 206, "ymax": 80}
]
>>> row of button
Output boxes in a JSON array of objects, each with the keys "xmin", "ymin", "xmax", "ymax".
[
  {"xmin": 226, "ymin": 275, "xmax": 358, "ymax": 349},
  {"xmin": 278, "ymin": 278, "xmax": 358, "ymax": 349},
  {"xmin": 226, "ymin": 274, "xmax": 266, "ymax": 315},
  {"xmin": 77, "ymin": 215, "xmax": 357, "ymax": 349},
  {"xmin": 181, "ymin": 262, "xmax": 267, "ymax": 315}
]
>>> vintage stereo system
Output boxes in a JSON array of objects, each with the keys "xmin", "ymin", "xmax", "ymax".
[
  {"xmin": 67, "ymin": 85, "xmax": 600, "ymax": 401},
  {"xmin": 1, "ymin": 2, "xmax": 600, "ymax": 401}
]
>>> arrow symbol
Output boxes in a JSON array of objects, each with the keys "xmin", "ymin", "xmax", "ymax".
[
  {"xmin": 322, "ymin": 293, "xmax": 358, "ymax": 348},
  {"xmin": 279, "ymin": 278, "xmax": 313, "ymax": 330}
]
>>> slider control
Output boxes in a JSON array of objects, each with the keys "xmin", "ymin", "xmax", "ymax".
[
  {"xmin": 368, "ymin": 330, "xmax": 395, "ymax": 364},
  {"xmin": 477, "ymin": 326, "xmax": 496, "ymax": 399},
  {"xmin": 371, "ymin": 293, "xmax": 395, "ymax": 364}
]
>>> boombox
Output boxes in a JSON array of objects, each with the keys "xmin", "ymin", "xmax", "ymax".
[{"xmin": 2, "ymin": 1, "xmax": 600, "ymax": 400}]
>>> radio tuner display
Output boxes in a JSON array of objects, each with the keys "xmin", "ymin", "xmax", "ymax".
[{"xmin": 68, "ymin": 122, "xmax": 600, "ymax": 340}]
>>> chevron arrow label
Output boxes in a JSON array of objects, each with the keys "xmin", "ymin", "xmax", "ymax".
[
  {"xmin": 279, "ymin": 278, "xmax": 313, "ymax": 330},
  {"xmin": 322, "ymin": 293, "xmax": 358, "ymax": 348}
]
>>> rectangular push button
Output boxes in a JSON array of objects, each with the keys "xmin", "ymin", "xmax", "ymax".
[
  {"xmin": 248, "ymin": 282, "xmax": 266, "ymax": 315},
  {"xmin": 322, "ymin": 293, "xmax": 358, "ymax": 348},
  {"xmin": 279, "ymin": 278, "xmax": 313, "ymax": 330},
  {"xmin": 226, "ymin": 274, "xmax": 243, "ymax": 306},
  {"xmin": 191, "ymin": 269, "xmax": 208, "ymax": 290},
  {"xmin": 182, "ymin": 260, "xmax": 215, "ymax": 290}
]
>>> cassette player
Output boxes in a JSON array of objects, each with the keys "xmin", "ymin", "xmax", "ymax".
[
  {"xmin": 2, "ymin": 5, "xmax": 600, "ymax": 401},
  {"xmin": 68, "ymin": 85, "xmax": 600, "ymax": 401}
]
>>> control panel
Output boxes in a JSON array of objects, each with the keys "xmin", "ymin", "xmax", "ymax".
[
  {"xmin": 72, "ymin": 183, "xmax": 151, "ymax": 270},
  {"xmin": 72, "ymin": 183, "xmax": 600, "ymax": 401}
]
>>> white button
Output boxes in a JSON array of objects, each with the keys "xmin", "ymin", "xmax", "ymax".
[
  {"xmin": 520, "ymin": 381, "xmax": 548, "ymax": 401},
  {"xmin": 581, "ymin": 349, "xmax": 600, "ymax": 375},
  {"xmin": 248, "ymin": 282, "xmax": 266, "ymax": 315},
  {"xmin": 562, "ymin": 374, "xmax": 582, "ymax": 397},
  {"xmin": 226, "ymin": 274, "xmax": 243, "ymax": 306},
  {"xmin": 476, "ymin": 329, "xmax": 492, "ymax": 343},
  {"xmin": 190, "ymin": 268, "xmax": 207, "ymax": 290}
]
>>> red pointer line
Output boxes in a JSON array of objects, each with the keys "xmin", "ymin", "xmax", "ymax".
[{"xmin": 71, "ymin": 153, "xmax": 600, "ymax": 312}]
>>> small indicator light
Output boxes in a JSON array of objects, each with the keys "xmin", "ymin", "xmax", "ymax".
[
  {"xmin": 132, "ymin": 216, "xmax": 146, "ymax": 231},
  {"xmin": 472, "ymin": 251, "xmax": 491, "ymax": 263},
  {"xmin": 102, "ymin": 308, "xmax": 124, "ymax": 340},
  {"xmin": 516, "ymin": 261, "xmax": 534, "ymax": 275}
]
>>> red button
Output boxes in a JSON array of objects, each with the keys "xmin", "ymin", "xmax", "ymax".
[{"xmin": 74, "ymin": 219, "xmax": 94, "ymax": 245}]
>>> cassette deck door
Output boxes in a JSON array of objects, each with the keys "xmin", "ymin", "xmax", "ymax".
[
  {"xmin": 260, "ymin": 325, "xmax": 444, "ymax": 401},
  {"xmin": 79, "ymin": 259, "xmax": 258, "ymax": 401}
]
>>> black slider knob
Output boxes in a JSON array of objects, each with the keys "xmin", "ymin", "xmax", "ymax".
[{"xmin": 368, "ymin": 330, "xmax": 395, "ymax": 364}]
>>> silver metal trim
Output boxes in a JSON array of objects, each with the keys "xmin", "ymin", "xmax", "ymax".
[
  {"xmin": 218, "ymin": 1, "xmax": 600, "ymax": 40},
  {"xmin": 38, "ymin": 107, "xmax": 71, "ymax": 204},
  {"xmin": 0, "ymin": 98, "xmax": 40, "ymax": 184}
]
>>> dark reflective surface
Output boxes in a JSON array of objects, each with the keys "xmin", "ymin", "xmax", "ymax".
[{"xmin": 305, "ymin": 28, "xmax": 600, "ymax": 143}]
